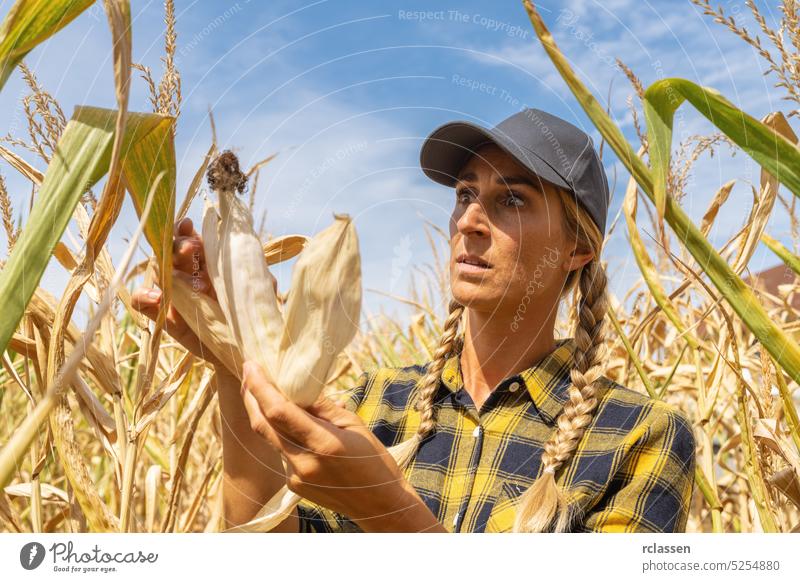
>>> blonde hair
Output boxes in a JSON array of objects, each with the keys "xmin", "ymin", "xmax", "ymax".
[{"xmin": 391, "ymin": 184, "xmax": 609, "ymax": 533}]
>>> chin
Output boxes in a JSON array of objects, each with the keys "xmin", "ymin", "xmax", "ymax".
[{"xmin": 451, "ymin": 281, "xmax": 500, "ymax": 311}]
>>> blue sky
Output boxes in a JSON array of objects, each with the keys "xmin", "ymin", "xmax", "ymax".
[{"xmin": 0, "ymin": 0, "xmax": 791, "ymax": 327}]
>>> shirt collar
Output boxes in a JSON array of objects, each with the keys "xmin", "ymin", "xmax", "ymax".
[{"xmin": 440, "ymin": 337, "xmax": 577, "ymax": 426}]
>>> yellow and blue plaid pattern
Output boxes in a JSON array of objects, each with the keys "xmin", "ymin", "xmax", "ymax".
[{"xmin": 296, "ymin": 337, "xmax": 696, "ymax": 532}]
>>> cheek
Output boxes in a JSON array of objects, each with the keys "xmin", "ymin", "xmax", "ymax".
[
  {"xmin": 493, "ymin": 231, "xmax": 529, "ymax": 283},
  {"xmin": 506, "ymin": 231, "xmax": 565, "ymax": 288},
  {"xmin": 448, "ymin": 209, "xmax": 461, "ymax": 239},
  {"xmin": 530, "ymin": 210, "xmax": 562, "ymax": 241},
  {"xmin": 497, "ymin": 207, "xmax": 560, "ymax": 248}
]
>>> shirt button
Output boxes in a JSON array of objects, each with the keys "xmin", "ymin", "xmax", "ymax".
[
  {"xmin": 453, "ymin": 511, "xmax": 460, "ymax": 527},
  {"xmin": 509, "ymin": 381, "xmax": 520, "ymax": 393},
  {"xmin": 472, "ymin": 425, "xmax": 482, "ymax": 437}
]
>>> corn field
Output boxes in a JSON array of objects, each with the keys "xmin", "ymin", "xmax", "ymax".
[{"xmin": 1, "ymin": 0, "xmax": 800, "ymax": 533}]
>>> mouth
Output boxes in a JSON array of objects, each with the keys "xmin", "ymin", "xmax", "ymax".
[{"xmin": 456, "ymin": 253, "xmax": 492, "ymax": 274}]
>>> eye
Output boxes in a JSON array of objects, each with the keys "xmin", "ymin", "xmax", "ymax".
[
  {"xmin": 455, "ymin": 187, "xmax": 474, "ymax": 204},
  {"xmin": 503, "ymin": 191, "xmax": 526, "ymax": 207}
]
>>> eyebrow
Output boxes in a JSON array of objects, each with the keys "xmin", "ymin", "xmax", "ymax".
[{"xmin": 456, "ymin": 172, "xmax": 543, "ymax": 190}]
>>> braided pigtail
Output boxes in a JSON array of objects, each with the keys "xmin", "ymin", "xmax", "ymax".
[
  {"xmin": 387, "ymin": 298, "xmax": 465, "ymax": 471},
  {"xmin": 512, "ymin": 257, "xmax": 609, "ymax": 532}
]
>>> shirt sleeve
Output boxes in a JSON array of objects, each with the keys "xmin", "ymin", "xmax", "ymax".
[
  {"xmin": 295, "ymin": 370, "xmax": 371, "ymax": 533},
  {"xmin": 582, "ymin": 402, "xmax": 696, "ymax": 533}
]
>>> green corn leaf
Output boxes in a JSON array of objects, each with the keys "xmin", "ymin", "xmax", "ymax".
[
  {"xmin": 0, "ymin": 0, "xmax": 96, "ymax": 91},
  {"xmin": 0, "ymin": 106, "xmax": 175, "ymax": 356},
  {"xmin": 643, "ymin": 78, "xmax": 800, "ymax": 222},
  {"xmin": 522, "ymin": 0, "xmax": 800, "ymax": 386},
  {"xmin": 761, "ymin": 233, "xmax": 800, "ymax": 279}
]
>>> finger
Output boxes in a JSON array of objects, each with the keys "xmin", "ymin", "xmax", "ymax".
[
  {"xmin": 304, "ymin": 396, "xmax": 361, "ymax": 429},
  {"xmin": 174, "ymin": 217, "xmax": 195, "ymax": 237},
  {"xmin": 131, "ymin": 287, "xmax": 162, "ymax": 321},
  {"xmin": 132, "ymin": 286, "xmax": 189, "ymax": 341},
  {"xmin": 240, "ymin": 389, "xmax": 294, "ymax": 454},
  {"xmin": 132, "ymin": 284, "xmax": 192, "ymax": 343},
  {"xmin": 242, "ymin": 388, "xmax": 305, "ymax": 456},
  {"xmin": 242, "ymin": 361, "xmax": 322, "ymax": 451},
  {"xmin": 173, "ymin": 236, "xmax": 205, "ymax": 272},
  {"xmin": 172, "ymin": 239, "xmax": 215, "ymax": 300}
]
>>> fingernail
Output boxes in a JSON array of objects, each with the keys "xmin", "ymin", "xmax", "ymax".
[{"xmin": 146, "ymin": 289, "xmax": 161, "ymax": 300}]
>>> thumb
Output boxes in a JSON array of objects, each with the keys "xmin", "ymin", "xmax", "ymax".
[{"xmin": 241, "ymin": 360, "xmax": 286, "ymax": 413}]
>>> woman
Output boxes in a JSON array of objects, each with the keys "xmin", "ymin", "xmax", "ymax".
[{"xmin": 132, "ymin": 108, "xmax": 696, "ymax": 533}]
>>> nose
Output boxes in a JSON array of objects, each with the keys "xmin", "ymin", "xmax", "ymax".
[{"xmin": 456, "ymin": 199, "xmax": 490, "ymax": 237}]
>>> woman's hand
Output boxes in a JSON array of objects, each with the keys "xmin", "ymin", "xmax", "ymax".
[
  {"xmin": 131, "ymin": 217, "xmax": 222, "ymax": 364},
  {"xmin": 241, "ymin": 360, "xmax": 445, "ymax": 532}
]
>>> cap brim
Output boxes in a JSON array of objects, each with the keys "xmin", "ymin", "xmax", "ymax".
[{"xmin": 419, "ymin": 120, "xmax": 571, "ymax": 191}]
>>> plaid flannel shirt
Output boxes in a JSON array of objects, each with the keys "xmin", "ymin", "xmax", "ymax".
[{"xmin": 296, "ymin": 337, "xmax": 696, "ymax": 532}]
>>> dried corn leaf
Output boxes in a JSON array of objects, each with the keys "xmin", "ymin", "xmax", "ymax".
[
  {"xmin": 137, "ymin": 351, "xmax": 193, "ymax": 433},
  {"xmin": 753, "ymin": 418, "xmax": 800, "ymax": 476},
  {"xmin": 263, "ymin": 234, "xmax": 308, "ymax": 265},
  {"xmin": 768, "ymin": 467, "xmax": 800, "ymax": 509},
  {"xmin": 0, "ymin": 491, "xmax": 23, "ymax": 532},
  {"xmin": 2, "ymin": 352, "xmax": 32, "ymax": 401},
  {"xmin": 0, "ymin": 144, "xmax": 44, "ymax": 183},
  {"xmin": 145, "ymin": 465, "xmax": 162, "ymax": 533},
  {"xmin": 4, "ymin": 482, "xmax": 68, "ymax": 504},
  {"xmin": 27, "ymin": 288, "xmax": 121, "ymax": 396},
  {"xmin": 731, "ymin": 113, "xmax": 795, "ymax": 274},
  {"xmin": 700, "ymin": 179, "xmax": 735, "ymax": 237},
  {"xmin": 72, "ymin": 374, "xmax": 116, "ymax": 437},
  {"xmin": 170, "ymin": 367, "xmax": 215, "ymax": 446}
]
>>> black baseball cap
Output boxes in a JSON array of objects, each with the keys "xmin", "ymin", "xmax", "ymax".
[{"xmin": 419, "ymin": 107, "xmax": 610, "ymax": 234}]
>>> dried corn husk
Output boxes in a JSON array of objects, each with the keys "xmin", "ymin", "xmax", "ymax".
[
  {"xmin": 170, "ymin": 273, "xmax": 243, "ymax": 377},
  {"xmin": 277, "ymin": 213, "xmax": 361, "ymax": 407}
]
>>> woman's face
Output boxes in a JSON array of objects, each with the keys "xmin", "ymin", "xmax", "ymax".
[{"xmin": 448, "ymin": 142, "xmax": 590, "ymax": 320}]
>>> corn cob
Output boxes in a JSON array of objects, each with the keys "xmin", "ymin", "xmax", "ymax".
[
  {"xmin": 203, "ymin": 152, "xmax": 284, "ymax": 385},
  {"xmin": 198, "ymin": 151, "xmax": 366, "ymax": 531}
]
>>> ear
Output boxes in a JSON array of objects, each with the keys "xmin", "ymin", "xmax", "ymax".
[{"xmin": 563, "ymin": 244, "xmax": 594, "ymax": 274}]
